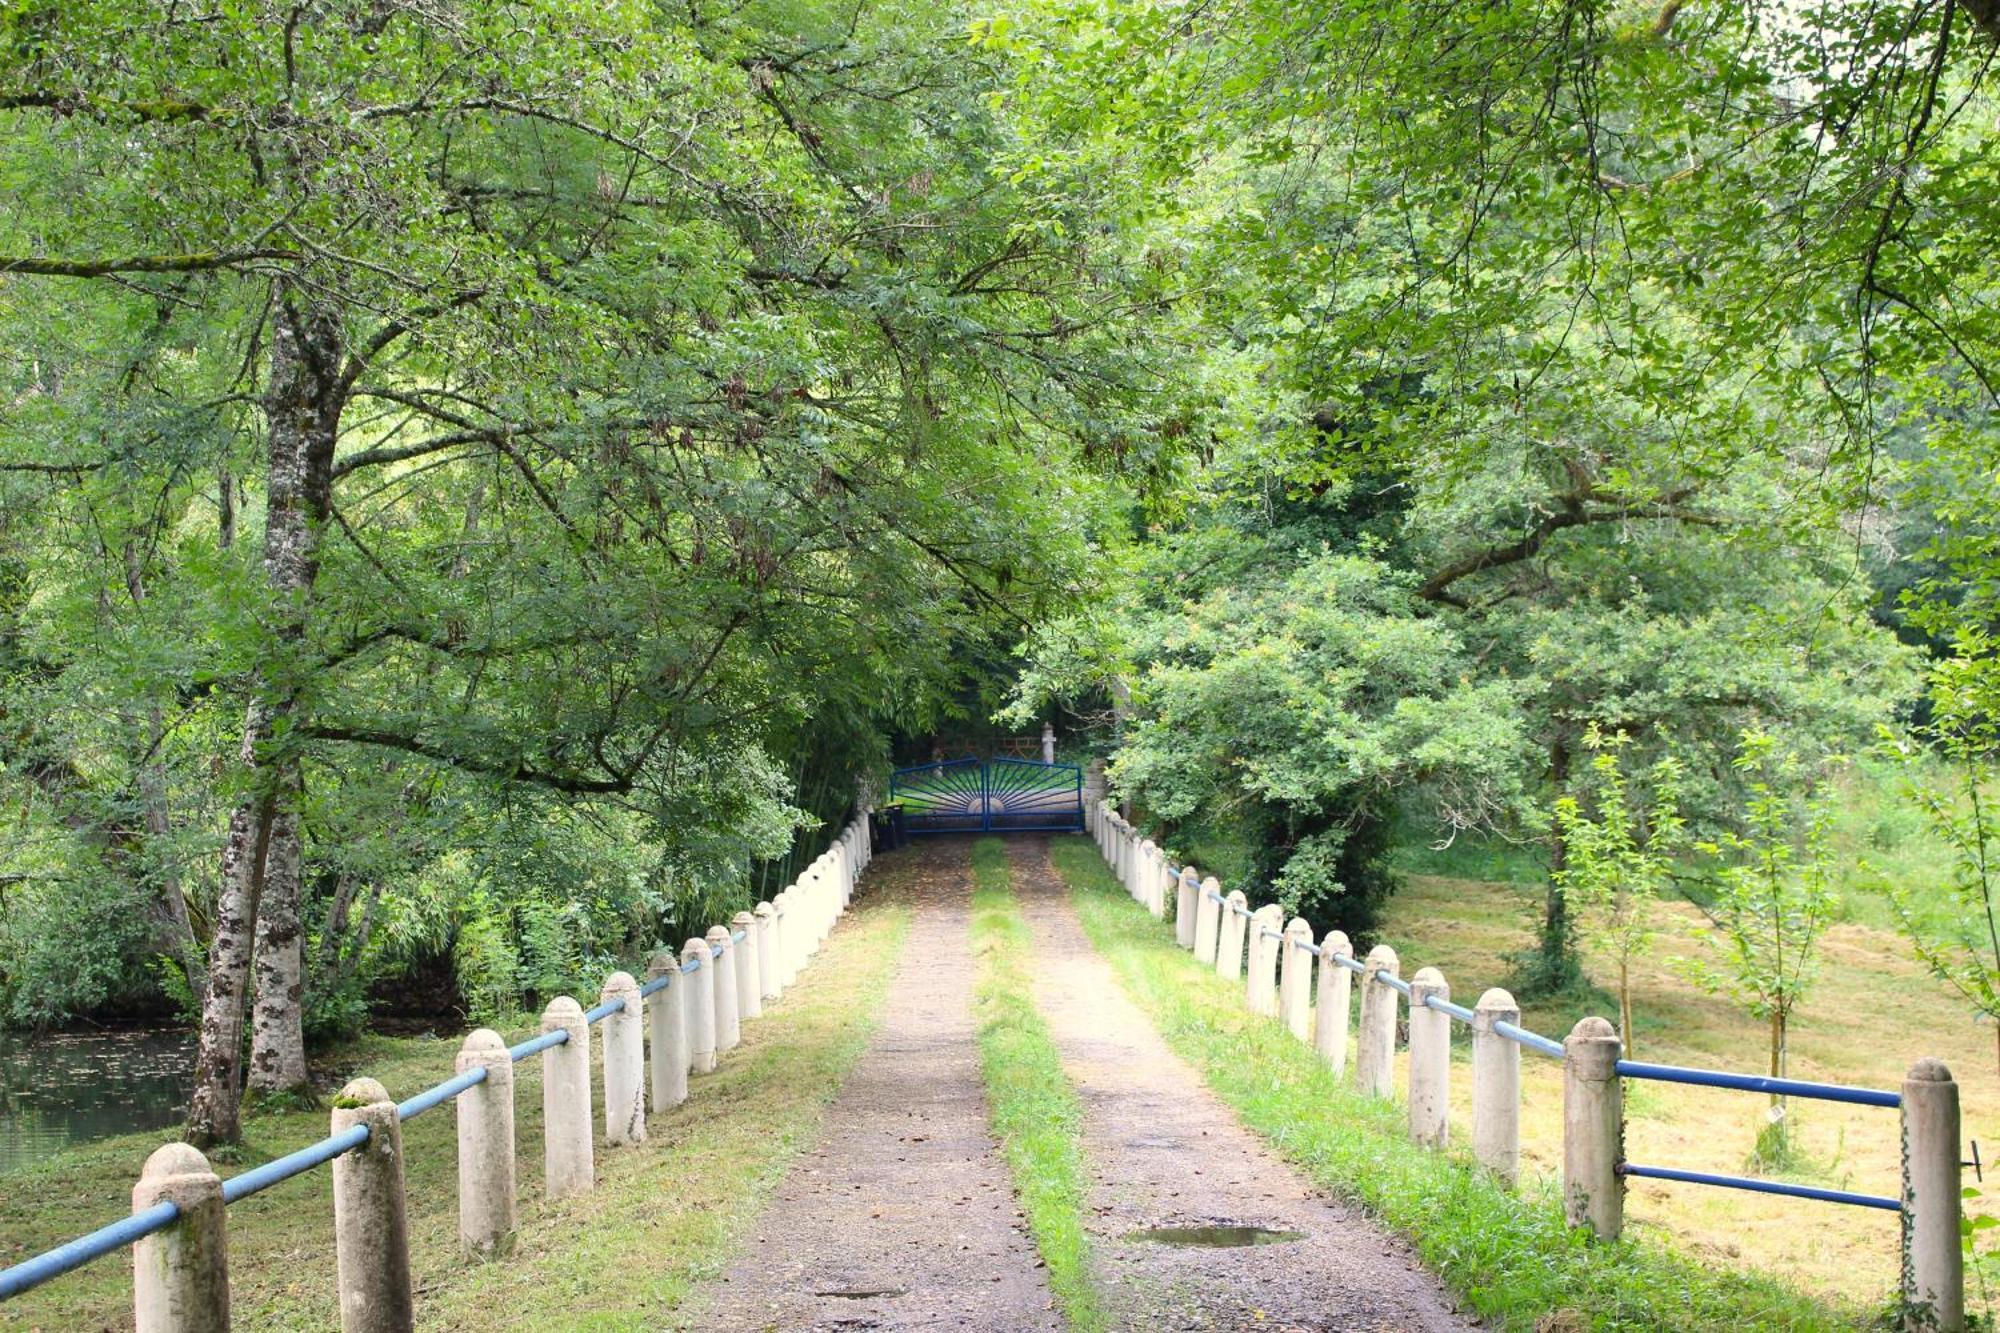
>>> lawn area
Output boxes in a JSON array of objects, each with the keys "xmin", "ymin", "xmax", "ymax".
[
  {"xmin": 0, "ymin": 890, "xmax": 912, "ymax": 1331},
  {"xmin": 1375, "ymin": 870, "xmax": 1993, "ymax": 1310},
  {"xmin": 1045, "ymin": 834, "xmax": 1862, "ymax": 1331}
]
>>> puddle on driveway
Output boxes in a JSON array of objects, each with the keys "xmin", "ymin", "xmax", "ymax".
[{"xmin": 1123, "ymin": 1224, "xmax": 1305, "ymax": 1248}]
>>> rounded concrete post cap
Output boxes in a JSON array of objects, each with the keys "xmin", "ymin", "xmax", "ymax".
[
  {"xmin": 1567, "ymin": 1015, "xmax": 1617, "ymax": 1042},
  {"xmin": 682, "ymin": 937, "xmax": 712, "ymax": 960},
  {"xmin": 705, "ymin": 925, "xmax": 729, "ymax": 942},
  {"xmin": 1225, "ymin": 889, "xmax": 1248, "ymax": 906},
  {"xmin": 460, "ymin": 1027, "xmax": 508, "ymax": 1056},
  {"xmin": 1202, "ymin": 876, "xmax": 1221, "ymax": 891},
  {"xmin": 600, "ymin": 970, "xmax": 638, "ymax": 998},
  {"xmin": 754, "ymin": 902, "xmax": 776, "ymax": 917},
  {"xmin": 542, "ymin": 996, "xmax": 585, "ymax": 1028},
  {"xmin": 141, "ymin": 1141, "xmax": 215, "ymax": 1182},
  {"xmin": 1181, "ymin": 866, "xmax": 1200, "ymax": 882},
  {"xmin": 1475, "ymin": 987, "xmax": 1518, "ymax": 1013},
  {"xmin": 337, "ymin": 1076, "xmax": 391, "ymax": 1106},
  {"xmin": 1364, "ymin": 943, "xmax": 1398, "ymax": 969},
  {"xmin": 646, "ymin": 950, "xmax": 677, "ymax": 975},
  {"xmin": 732, "ymin": 910, "xmax": 756, "ymax": 925},
  {"xmin": 1907, "ymin": 1057, "xmax": 1954, "ymax": 1083},
  {"xmin": 1412, "ymin": 965, "xmax": 1445, "ymax": 986},
  {"xmin": 1285, "ymin": 916, "xmax": 1311, "ymax": 937},
  {"xmin": 1321, "ymin": 929, "xmax": 1352, "ymax": 954}
]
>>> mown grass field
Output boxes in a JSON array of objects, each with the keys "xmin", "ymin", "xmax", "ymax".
[{"xmin": 0, "ymin": 890, "xmax": 912, "ymax": 1331}]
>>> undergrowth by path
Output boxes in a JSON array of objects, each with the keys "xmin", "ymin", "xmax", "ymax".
[
  {"xmin": 968, "ymin": 835, "xmax": 1108, "ymax": 1333},
  {"xmin": 1043, "ymin": 835, "xmax": 1875, "ymax": 1333},
  {"xmin": 0, "ymin": 891, "xmax": 913, "ymax": 1332}
]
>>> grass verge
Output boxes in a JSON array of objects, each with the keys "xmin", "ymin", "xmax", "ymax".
[
  {"xmin": 0, "ymin": 890, "xmax": 912, "ymax": 1332},
  {"xmin": 1043, "ymin": 835, "xmax": 1870, "ymax": 1333},
  {"xmin": 968, "ymin": 835, "xmax": 1107, "ymax": 1333}
]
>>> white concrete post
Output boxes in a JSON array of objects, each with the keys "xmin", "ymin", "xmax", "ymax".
[
  {"xmin": 1407, "ymin": 966, "xmax": 1450, "ymax": 1148},
  {"xmin": 682, "ymin": 939, "xmax": 716, "ymax": 1074},
  {"xmin": 1246, "ymin": 904, "xmax": 1283, "ymax": 1016},
  {"xmin": 754, "ymin": 902, "xmax": 780, "ymax": 1003},
  {"xmin": 1903, "ymin": 1058, "xmax": 1965, "ymax": 1331},
  {"xmin": 1175, "ymin": 867, "xmax": 1199, "ymax": 950},
  {"xmin": 734, "ymin": 910, "xmax": 763, "ymax": 1021},
  {"xmin": 132, "ymin": 1143, "xmax": 229, "ymax": 1333},
  {"xmin": 1472, "ymin": 988, "xmax": 1520, "ymax": 1186},
  {"xmin": 1042, "ymin": 721, "xmax": 1056, "ymax": 764},
  {"xmin": 454, "ymin": 1028, "xmax": 515, "ymax": 1256},
  {"xmin": 773, "ymin": 891, "xmax": 797, "ymax": 989},
  {"xmin": 1279, "ymin": 918, "xmax": 1313, "ymax": 1040},
  {"xmin": 646, "ymin": 952, "xmax": 688, "ymax": 1111},
  {"xmin": 1314, "ymin": 931, "xmax": 1353, "ymax": 1076},
  {"xmin": 1216, "ymin": 891, "xmax": 1249, "ymax": 981},
  {"xmin": 709, "ymin": 925, "xmax": 741, "ymax": 1053},
  {"xmin": 1191, "ymin": 873, "xmax": 1219, "ymax": 964},
  {"xmin": 540, "ymin": 998, "xmax": 593, "ymax": 1200},
  {"xmin": 1356, "ymin": 945, "xmax": 1400, "ymax": 1098},
  {"xmin": 599, "ymin": 972, "xmax": 644, "ymax": 1147},
  {"xmin": 1153, "ymin": 848, "xmax": 1174, "ymax": 919},
  {"xmin": 330, "ymin": 1078, "xmax": 414, "ymax": 1333},
  {"xmin": 1562, "ymin": 1016, "xmax": 1623, "ymax": 1240}
]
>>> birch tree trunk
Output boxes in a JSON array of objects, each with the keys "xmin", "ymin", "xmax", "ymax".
[{"xmin": 186, "ymin": 292, "xmax": 343, "ymax": 1142}]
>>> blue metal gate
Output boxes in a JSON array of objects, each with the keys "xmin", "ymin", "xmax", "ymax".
[{"xmin": 889, "ymin": 758, "xmax": 1084, "ymax": 834}]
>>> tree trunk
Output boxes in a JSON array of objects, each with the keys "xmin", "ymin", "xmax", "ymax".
[
  {"xmin": 1534, "ymin": 733, "xmax": 1578, "ymax": 991},
  {"xmin": 1618, "ymin": 958, "xmax": 1634, "ymax": 1060},
  {"xmin": 186, "ymin": 292, "xmax": 344, "ymax": 1141}
]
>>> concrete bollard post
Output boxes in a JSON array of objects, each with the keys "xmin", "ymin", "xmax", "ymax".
[
  {"xmin": 454, "ymin": 1028, "xmax": 516, "ymax": 1256},
  {"xmin": 330, "ymin": 1078, "xmax": 414, "ymax": 1333},
  {"xmin": 599, "ymin": 972, "xmax": 644, "ymax": 1147},
  {"xmin": 1175, "ymin": 867, "xmax": 1199, "ymax": 950},
  {"xmin": 1150, "ymin": 845, "xmax": 1172, "ymax": 918},
  {"xmin": 755, "ymin": 903, "xmax": 780, "ymax": 1003},
  {"xmin": 539, "ymin": 998, "xmax": 593, "ymax": 1200},
  {"xmin": 646, "ymin": 952, "xmax": 689, "ymax": 1112},
  {"xmin": 1314, "ymin": 931, "xmax": 1353, "ymax": 1076},
  {"xmin": 734, "ymin": 910, "xmax": 763, "ymax": 1021},
  {"xmin": 1472, "ymin": 988, "xmax": 1521, "ymax": 1186},
  {"xmin": 132, "ymin": 1143, "xmax": 229, "ymax": 1333},
  {"xmin": 1903, "ymin": 1058, "xmax": 1965, "ymax": 1331},
  {"xmin": 1216, "ymin": 891, "xmax": 1249, "ymax": 981},
  {"xmin": 708, "ymin": 926, "xmax": 741, "ymax": 1054},
  {"xmin": 1356, "ymin": 945, "xmax": 1400, "ymax": 1098},
  {"xmin": 1191, "ymin": 873, "xmax": 1219, "ymax": 964},
  {"xmin": 1245, "ymin": 905, "xmax": 1284, "ymax": 1016},
  {"xmin": 1406, "ymin": 967, "xmax": 1451, "ymax": 1148},
  {"xmin": 1279, "ymin": 918, "xmax": 1313, "ymax": 1040},
  {"xmin": 1562, "ymin": 1016, "xmax": 1623, "ymax": 1240},
  {"xmin": 773, "ymin": 891, "xmax": 797, "ymax": 989},
  {"xmin": 682, "ymin": 939, "xmax": 716, "ymax": 1073}
]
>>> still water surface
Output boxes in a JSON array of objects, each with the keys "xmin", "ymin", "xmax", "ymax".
[{"xmin": 0, "ymin": 1029, "xmax": 194, "ymax": 1173}]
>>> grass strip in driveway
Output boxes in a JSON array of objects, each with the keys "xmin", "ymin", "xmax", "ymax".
[
  {"xmin": 969, "ymin": 835, "xmax": 1108, "ymax": 1333},
  {"xmin": 1044, "ymin": 835, "xmax": 1864, "ymax": 1333}
]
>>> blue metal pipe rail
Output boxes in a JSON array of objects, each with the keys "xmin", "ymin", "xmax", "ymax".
[
  {"xmin": 1618, "ymin": 1163, "xmax": 1900, "ymax": 1212},
  {"xmin": 1616, "ymin": 1059, "xmax": 1900, "ymax": 1109},
  {"xmin": 0, "ymin": 946, "xmax": 722, "ymax": 1303}
]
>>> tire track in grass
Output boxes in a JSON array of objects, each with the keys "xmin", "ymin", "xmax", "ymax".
[{"xmin": 969, "ymin": 835, "xmax": 1109, "ymax": 1333}]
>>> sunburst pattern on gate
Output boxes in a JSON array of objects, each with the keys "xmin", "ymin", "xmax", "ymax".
[{"xmin": 888, "ymin": 757, "xmax": 1083, "ymax": 834}]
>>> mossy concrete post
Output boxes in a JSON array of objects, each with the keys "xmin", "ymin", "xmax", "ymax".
[
  {"xmin": 646, "ymin": 952, "xmax": 688, "ymax": 1111},
  {"xmin": 1084, "ymin": 762, "xmax": 1107, "ymax": 835},
  {"xmin": 1562, "ymin": 1016, "xmax": 1623, "ymax": 1240},
  {"xmin": 1216, "ymin": 890, "xmax": 1249, "ymax": 982},
  {"xmin": 599, "ymin": 972, "xmax": 644, "ymax": 1147},
  {"xmin": 1407, "ymin": 967, "xmax": 1451, "ymax": 1148},
  {"xmin": 453, "ymin": 1028, "xmax": 515, "ymax": 1256},
  {"xmin": 1472, "ymin": 988, "xmax": 1520, "ymax": 1186},
  {"xmin": 1314, "ymin": 931, "xmax": 1353, "ymax": 1076},
  {"xmin": 1279, "ymin": 917, "xmax": 1313, "ymax": 1040},
  {"xmin": 132, "ymin": 1143, "xmax": 228, "ymax": 1333},
  {"xmin": 1356, "ymin": 945, "xmax": 1400, "ymax": 1098},
  {"xmin": 682, "ymin": 939, "xmax": 716, "ymax": 1074},
  {"xmin": 1154, "ymin": 847, "xmax": 1175, "ymax": 920},
  {"xmin": 734, "ymin": 910, "xmax": 763, "ymax": 1021},
  {"xmin": 755, "ymin": 903, "xmax": 780, "ymax": 1003},
  {"xmin": 1192, "ymin": 873, "xmax": 1219, "ymax": 964},
  {"xmin": 708, "ymin": 925, "xmax": 741, "ymax": 1053},
  {"xmin": 1112, "ymin": 817, "xmax": 1128, "ymax": 888},
  {"xmin": 539, "ymin": 998, "xmax": 593, "ymax": 1200},
  {"xmin": 1174, "ymin": 866, "xmax": 1198, "ymax": 949},
  {"xmin": 1245, "ymin": 904, "xmax": 1284, "ymax": 1016},
  {"xmin": 1903, "ymin": 1058, "xmax": 1965, "ymax": 1331},
  {"xmin": 330, "ymin": 1078, "xmax": 414, "ymax": 1333}
]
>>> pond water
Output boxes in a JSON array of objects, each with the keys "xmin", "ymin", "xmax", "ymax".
[{"xmin": 0, "ymin": 1029, "xmax": 195, "ymax": 1174}]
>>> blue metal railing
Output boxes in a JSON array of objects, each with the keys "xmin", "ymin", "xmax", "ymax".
[
  {"xmin": 1122, "ymin": 817, "xmax": 1912, "ymax": 1219},
  {"xmin": 0, "ymin": 949, "xmax": 720, "ymax": 1302}
]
